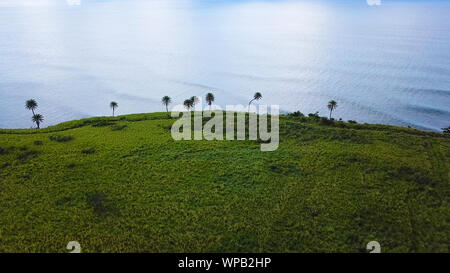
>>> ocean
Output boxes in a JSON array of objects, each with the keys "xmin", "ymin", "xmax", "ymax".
[{"xmin": 0, "ymin": 0, "xmax": 449, "ymax": 130}]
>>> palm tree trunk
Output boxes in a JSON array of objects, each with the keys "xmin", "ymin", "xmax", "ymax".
[
  {"xmin": 112, "ymin": 108, "xmax": 115, "ymax": 117},
  {"xmin": 248, "ymin": 99, "xmax": 254, "ymax": 112},
  {"xmin": 31, "ymin": 109, "xmax": 35, "ymax": 116},
  {"xmin": 166, "ymin": 105, "xmax": 169, "ymax": 117},
  {"xmin": 36, "ymin": 121, "xmax": 40, "ymax": 129},
  {"xmin": 329, "ymin": 109, "xmax": 332, "ymax": 119}
]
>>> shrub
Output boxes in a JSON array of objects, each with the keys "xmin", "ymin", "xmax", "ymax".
[
  {"xmin": 0, "ymin": 146, "xmax": 15, "ymax": 155},
  {"xmin": 387, "ymin": 166, "xmax": 436, "ymax": 187},
  {"xmin": 92, "ymin": 120, "xmax": 115, "ymax": 127},
  {"xmin": 49, "ymin": 135, "xmax": 74, "ymax": 142},
  {"xmin": 159, "ymin": 124, "xmax": 172, "ymax": 131},
  {"xmin": 81, "ymin": 148, "xmax": 96, "ymax": 154},
  {"xmin": 19, "ymin": 146, "xmax": 28, "ymax": 151},
  {"xmin": 308, "ymin": 112, "xmax": 320, "ymax": 118},
  {"xmin": 17, "ymin": 150, "xmax": 39, "ymax": 161},
  {"xmin": 310, "ymin": 208, "xmax": 320, "ymax": 217},
  {"xmin": 348, "ymin": 120, "xmax": 357, "ymax": 124},
  {"xmin": 111, "ymin": 124, "xmax": 127, "ymax": 131},
  {"xmin": 442, "ymin": 126, "xmax": 450, "ymax": 135},
  {"xmin": 319, "ymin": 117, "xmax": 333, "ymax": 125},
  {"xmin": 34, "ymin": 140, "xmax": 43, "ymax": 146},
  {"xmin": 55, "ymin": 196, "xmax": 74, "ymax": 206},
  {"xmin": 86, "ymin": 192, "xmax": 107, "ymax": 215},
  {"xmin": 290, "ymin": 111, "xmax": 304, "ymax": 117}
]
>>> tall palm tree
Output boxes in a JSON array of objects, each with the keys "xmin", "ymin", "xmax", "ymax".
[
  {"xmin": 205, "ymin": 93, "xmax": 215, "ymax": 110},
  {"xmin": 327, "ymin": 100, "xmax": 337, "ymax": 119},
  {"xmin": 32, "ymin": 114, "xmax": 44, "ymax": 129},
  {"xmin": 161, "ymin": 96, "xmax": 172, "ymax": 117},
  {"xmin": 183, "ymin": 99, "xmax": 192, "ymax": 111},
  {"xmin": 248, "ymin": 92, "xmax": 262, "ymax": 111},
  {"xmin": 25, "ymin": 99, "xmax": 38, "ymax": 116},
  {"xmin": 110, "ymin": 101, "xmax": 118, "ymax": 117}
]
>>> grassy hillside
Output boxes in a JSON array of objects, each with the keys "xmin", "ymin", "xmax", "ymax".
[{"xmin": 0, "ymin": 112, "xmax": 449, "ymax": 252}]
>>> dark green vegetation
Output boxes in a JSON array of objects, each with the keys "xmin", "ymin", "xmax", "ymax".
[
  {"xmin": 443, "ymin": 126, "xmax": 450, "ymax": 135},
  {"xmin": 0, "ymin": 112, "xmax": 449, "ymax": 252}
]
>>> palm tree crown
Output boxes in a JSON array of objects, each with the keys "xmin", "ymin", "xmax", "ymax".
[
  {"xmin": 110, "ymin": 101, "xmax": 118, "ymax": 117},
  {"xmin": 190, "ymin": 96, "xmax": 199, "ymax": 108},
  {"xmin": 32, "ymin": 114, "xmax": 44, "ymax": 129},
  {"xmin": 205, "ymin": 93, "xmax": 215, "ymax": 110},
  {"xmin": 183, "ymin": 99, "xmax": 192, "ymax": 111},
  {"xmin": 25, "ymin": 99, "xmax": 38, "ymax": 115},
  {"xmin": 327, "ymin": 100, "xmax": 337, "ymax": 119},
  {"xmin": 162, "ymin": 96, "xmax": 171, "ymax": 106}
]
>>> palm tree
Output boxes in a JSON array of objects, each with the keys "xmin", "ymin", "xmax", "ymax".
[
  {"xmin": 161, "ymin": 96, "xmax": 172, "ymax": 117},
  {"xmin": 190, "ymin": 96, "xmax": 199, "ymax": 109},
  {"xmin": 32, "ymin": 114, "xmax": 44, "ymax": 129},
  {"xmin": 248, "ymin": 92, "xmax": 262, "ymax": 111},
  {"xmin": 183, "ymin": 99, "xmax": 192, "ymax": 111},
  {"xmin": 110, "ymin": 101, "xmax": 118, "ymax": 117},
  {"xmin": 25, "ymin": 99, "xmax": 38, "ymax": 116},
  {"xmin": 327, "ymin": 100, "xmax": 337, "ymax": 119},
  {"xmin": 205, "ymin": 93, "xmax": 215, "ymax": 110}
]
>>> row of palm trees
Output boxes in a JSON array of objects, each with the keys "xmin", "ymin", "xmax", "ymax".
[
  {"xmin": 160, "ymin": 92, "xmax": 263, "ymax": 117},
  {"xmin": 160, "ymin": 92, "xmax": 338, "ymax": 119},
  {"xmin": 25, "ymin": 95, "xmax": 338, "ymax": 129},
  {"xmin": 25, "ymin": 99, "xmax": 121, "ymax": 129}
]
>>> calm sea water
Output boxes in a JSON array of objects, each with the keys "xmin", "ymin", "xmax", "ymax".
[{"xmin": 0, "ymin": 0, "xmax": 449, "ymax": 130}]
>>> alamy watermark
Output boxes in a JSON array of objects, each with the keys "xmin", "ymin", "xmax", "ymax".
[
  {"xmin": 367, "ymin": 0, "xmax": 381, "ymax": 6},
  {"xmin": 67, "ymin": 241, "xmax": 81, "ymax": 253},
  {"xmin": 170, "ymin": 99, "xmax": 279, "ymax": 152},
  {"xmin": 66, "ymin": 0, "xmax": 81, "ymax": 6},
  {"xmin": 366, "ymin": 241, "xmax": 381, "ymax": 253}
]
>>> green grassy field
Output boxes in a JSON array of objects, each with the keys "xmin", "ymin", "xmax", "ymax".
[{"xmin": 0, "ymin": 112, "xmax": 449, "ymax": 252}]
